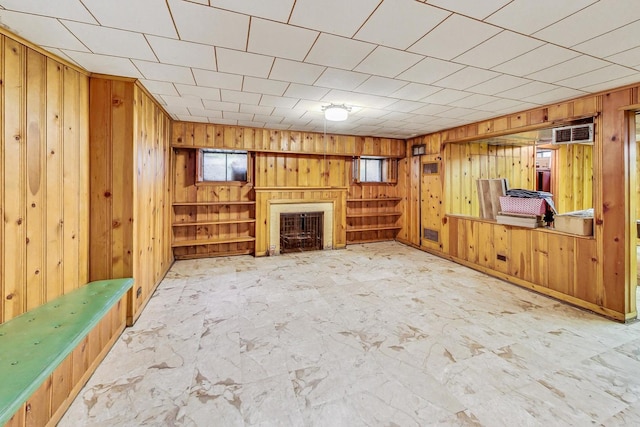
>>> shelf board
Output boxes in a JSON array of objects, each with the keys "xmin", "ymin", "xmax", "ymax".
[
  {"xmin": 346, "ymin": 226, "xmax": 402, "ymax": 232},
  {"xmin": 172, "ymin": 236, "xmax": 256, "ymax": 247},
  {"xmin": 347, "ymin": 237, "xmax": 397, "ymax": 244},
  {"xmin": 172, "ymin": 219, "xmax": 256, "ymax": 227},
  {"xmin": 174, "ymin": 249, "xmax": 254, "ymax": 260},
  {"xmin": 173, "ymin": 201, "xmax": 256, "ymax": 206},
  {"xmin": 346, "ymin": 212, "xmax": 402, "ymax": 218},
  {"xmin": 346, "ymin": 198, "xmax": 402, "ymax": 202}
]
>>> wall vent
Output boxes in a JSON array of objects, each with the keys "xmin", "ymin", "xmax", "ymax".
[
  {"xmin": 423, "ymin": 228, "xmax": 439, "ymax": 242},
  {"xmin": 552, "ymin": 123, "xmax": 593, "ymax": 145}
]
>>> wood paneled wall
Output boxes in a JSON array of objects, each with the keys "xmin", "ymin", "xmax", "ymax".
[
  {"xmin": 554, "ymin": 143, "xmax": 593, "ymax": 213},
  {"xmin": 445, "ymin": 143, "xmax": 535, "ymax": 216},
  {"xmin": 403, "ymin": 90, "xmax": 640, "ymax": 320},
  {"xmin": 1, "ymin": 34, "xmax": 89, "ymax": 323},
  {"xmin": 89, "ymin": 77, "xmax": 172, "ymax": 324},
  {"xmin": 172, "ymin": 121, "xmax": 405, "ymax": 158},
  {"xmin": 171, "ymin": 122, "xmax": 405, "ymax": 258}
]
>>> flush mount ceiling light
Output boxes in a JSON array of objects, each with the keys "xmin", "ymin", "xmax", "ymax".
[{"xmin": 322, "ymin": 103, "xmax": 351, "ymax": 122}]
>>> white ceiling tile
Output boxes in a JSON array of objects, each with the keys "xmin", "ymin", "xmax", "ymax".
[
  {"xmin": 479, "ymin": 98, "xmax": 528, "ymax": 112},
  {"xmin": 434, "ymin": 67, "xmax": 500, "ymax": 90},
  {"xmin": 187, "ymin": 108, "xmax": 222, "ymax": 119},
  {"xmin": 193, "ymin": 69, "xmax": 243, "ymax": 90},
  {"xmin": 408, "ymin": 14, "xmax": 500, "ymax": 60},
  {"xmin": 252, "ymin": 114, "xmax": 284, "ymax": 124},
  {"xmin": 436, "ymin": 107, "xmax": 477, "ymax": 119},
  {"xmin": 496, "ymin": 81, "xmax": 559, "ymax": 99},
  {"xmin": 175, "ymin": 84, "xmax": 221, "ymax": 101},
  {"xmin": 216, "ymin": 48, "xmax": 274, "ymax": 78},
  {"xmin": 284, "ymin": 84, "xmax": 330, "ymax": 101},
  {"xmin": 295, "ymin": 100, "xmax": 326, "ymax": 114},
  {"xmin": 248, "ymin": 18, "xmax": 317, "ymax": 61},
  {"xmin": 494, "ymin": 102, "xmax": 539, "ymax": 114},
  {"xmin": 449, "ymin": 94, "xmax": 499, "ymax": 109},
  {"xmin": 238, "ymin": 120, "xmax": 265, "ymax": 128},
  {"xmin": 223, "ymin": 111, "xmax": 255, "ymax": 121},
  {"xmin": 260, "ymin": 95, "xmax": 299, "ymax": 108},
  {"xmin": 209, "ymin": 0, "xmax": 295, "ymax": 22},
  {"xmin": 352, "ymin": 108, "xmax": 390, "ymax": 118},
  {"xmin": 63, "ymin": 21, "xmax": 156, "ymax": 60},
  {"xmin": 523, "ymin": 87, "xmax": 586, "ymax": 105},
  {"xmin": 425, "ymin": 0, "xmax": 512, "ymax": 19},
  {"xmin": 389, "ymin": 83, "xmax": 441, "ymax": 101},
  {"xmin": 202, "ymin": 100, "xmax": 240, "ymax": 112},
  {"xmin": 133, "ymin": 60, "xmax": 195, "ymax": 84},
  {"xmin": 304, "ymin": 34, "xmax": 375, "ymax": 70},
  {"xmin": 160, "ymin": 95, "xmax": 204, "ymax": 109},
  {"xmin": 240, "ymin": 105, "xmax": 275, "ymax": 115},
  {"xmin": 354, "ymin": 46, "xmax": 423, "ymax": 78},
  {"xmin": 209, "ymin": 118, "xmax": 238, "ymax": 126},
  {"xmin": 243, "ymin": 77, "xmax": 289, "ymax": 96},
  {"xmin": 272, "ymin": 108, "xmax": 306, "ymax": 119},
  {"xmin": 486, "ymin": 0, "xmax": 597, "ymax": 35},
  {"xmin": 454, "ymin": 31, "xmax": 544, "ymax": 69},
  {"xmin": 354, "ymin": 76, "xmax": 408, "ymax": 96},
  {"xmin": 466, "ymin": 75, "xmax": 530, "ymax": 96},
  {"xmin": 555, "ymin": 64, "xmax": 637, "ymax": 90},
  {"xmin": 580, "ymin": 73, "xmax": 640, "ymax": 93},
  {"xmin": 269, "ymin": 59, "xmax": 326, "ymax": 85},
  {"xmin": 289, "ymin": 0, "xmax": 381, "ymax": 37},
  {"xmin": 354, "ymin": 0, "xmax": 450, "ymax": 49},
  {"xmin": 164, "ymin": 105, "xmax": 189, "ymax": 115},
  {"xmin": 420, "ymin": 88, "xmax": 469, "ymax": 104},
  {"xmin": 526, "ymin": 55, "xmax": 610, "ymax": 83},
  {"xmin": 573, "ymin": 20, "xmax": 640, "ymax": 57},
  {"xmin": 533, "ymin": 0, "xmax": 640, "ymax": 47},
  {"xmin": 322, "ymin": 91, "xmax": 396, "ymax": 109},
  {"xmin": 81, "ymin": 0, "xmax": 176, "ymax": 37},
  {"xmin": 492, "ymin": 44, "xmax": 580, "ymax": 77},
  {"xmin": 140, "ymin": 80, "xmax": 179, "ymax": 96},
  {"xmin": 146, "ymin": 36, "xmax": 216, "ymax": 70},
  {"xmin": 381, "ymin": 111, "xmax": 414, "ymax": 121},
  {"xmin": 168, "ymin": 0, "xmax": 249, "ymax": 50},
  {"xmin": 412, "ymin": 104, "xmax": 453, "ymax": 115},
  {"xmin": 0, "ymin": 11, "xmax": 89, "ymax": 51},
  {"xmin": 220, "ymin": 89, "xmax": 262, "ymax": 105},
  {"xmin": 267, "ymin": 123, "xmax": 293, "ymax": 130},
  {"xmin": 178, "ymin": 115, "xmax": 209, "ymax": 123},
  {"xmin": 63, "ymin": 51, "xmax": 142, "ymax": 77},
  {"xmin": 397, "ymin": 57, "xmax": 464, "ymax": 85},
  {"xmin": 607, "ymin": 47, "xmax": 640, "ymax": 68},
  {"xmin": 0, "ymin": 0, "xmax": 97, "ymax": 22},
  {"xmin": 314, "ymin": 68, "xmax": 370, "ymax": 91}
]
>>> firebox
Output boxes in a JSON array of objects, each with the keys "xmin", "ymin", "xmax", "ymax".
[{"xmin": 279, "ymin": 212, "xmax": 323, "ymax": 253}]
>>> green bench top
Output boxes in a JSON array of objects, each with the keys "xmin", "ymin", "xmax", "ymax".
[{"xmin": 0, "ymin": 278, "xmax": 133, "ymax": 425}]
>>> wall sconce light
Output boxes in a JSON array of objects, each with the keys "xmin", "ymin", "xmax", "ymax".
[{"xmin": 322, "ymin": 103, "xmax": 351, "ymax": 121}]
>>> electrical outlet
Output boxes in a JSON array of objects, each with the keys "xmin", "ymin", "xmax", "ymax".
[{"xmin": 497, "ymin": 254, "xmax": 507, "ymax": 262}]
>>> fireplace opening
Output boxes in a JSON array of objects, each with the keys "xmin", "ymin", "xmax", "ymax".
[{"xmin": 280, "ymin": 212, "xmax": 323, "ymax": 253}]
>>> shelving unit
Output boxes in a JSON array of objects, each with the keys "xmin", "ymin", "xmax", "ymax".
[
  {"xmin": 172, "ymin": 200, "xmax": 256, "ymax": 258},
  {"xmin": 346, "ymin": 197, "xmax": 403, "ymax": 244}
]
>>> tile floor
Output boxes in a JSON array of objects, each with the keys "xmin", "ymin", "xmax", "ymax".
[{"xmin": 60, "ymin": 242, "xmax": 640, "ymax": 426}]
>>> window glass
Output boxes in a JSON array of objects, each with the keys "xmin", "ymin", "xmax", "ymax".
[
  {"xmin": 202, "ymin": 151, "xmax": 247, "ymax": 182},
  {"xmin": 360, "ymin": 158, "xmax": 383, "ymax": 182}
]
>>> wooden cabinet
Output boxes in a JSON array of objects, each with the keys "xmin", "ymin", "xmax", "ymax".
[
  {"xmin": 171, "ymin": 201, "xmax": 256, "ymax": 258},
  {"xmin": 346, "ymin": 198, "xmax": 402, "ymax": 244}
]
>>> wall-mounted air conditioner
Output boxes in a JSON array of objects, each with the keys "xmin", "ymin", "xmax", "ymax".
[{"xmin": 552, "ymin": 123, "xmax": 594, "ymax": 145}]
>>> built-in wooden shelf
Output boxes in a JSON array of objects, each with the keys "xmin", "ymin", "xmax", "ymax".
[
  {"xmin": 346, "ymin": 212, "xmax": 402, "ymax": 218},
  {"xmin": 346, "ymin": 197, "xmax": 402, "ymax": 202},
  {"xmin": 172, "ymin": 236, "xmax": 256, "ymax": 247},
  {"xmin": 173, "ymin": 201, "xmax": 256, "ymax": 206},
  {"xmin": 346, "ymin": 225, "xmax": 402, "ymax": 233},
  {"xmin": 175, "ymin": 249, "xmax": 254, "ymax": 260},
  {"xmin": 172, "ymin": 219, "xmax": 256, "ymax": 227}
]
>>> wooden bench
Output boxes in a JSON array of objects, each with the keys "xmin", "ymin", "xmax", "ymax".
[{"xmin": 0, "ymin": 278, "xmax": 133, "ymax": 427}]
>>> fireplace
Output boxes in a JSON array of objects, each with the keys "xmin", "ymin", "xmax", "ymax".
[
  {"xmin": 280, "ymin": 212, "xmax": 323, "ymax": 253},
  {"xmin": 269, "ymin": 202, "xmax": 333, "ymax": 255}
]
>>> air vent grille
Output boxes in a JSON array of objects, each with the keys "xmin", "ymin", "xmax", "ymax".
[
  {"xmin": 423, "ymin": 228, "xmax": 439, "ymax": 242},
  {"xmin": 552, "ymin": 123, "xmax": 593, "ymax": 144}
]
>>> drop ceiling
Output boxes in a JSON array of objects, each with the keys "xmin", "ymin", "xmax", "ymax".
[{"xmin": 1, "ymin": 0, "xmax": 640, "ymax": 139}]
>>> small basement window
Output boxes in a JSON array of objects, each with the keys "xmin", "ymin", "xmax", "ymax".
[
  {"xmin": 197, "ymin": 150, "xmax": 249, "ymax": 183},
  {"xmin": 353, "ymin": 157, "xmax": 397, "ymax": 184}
]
